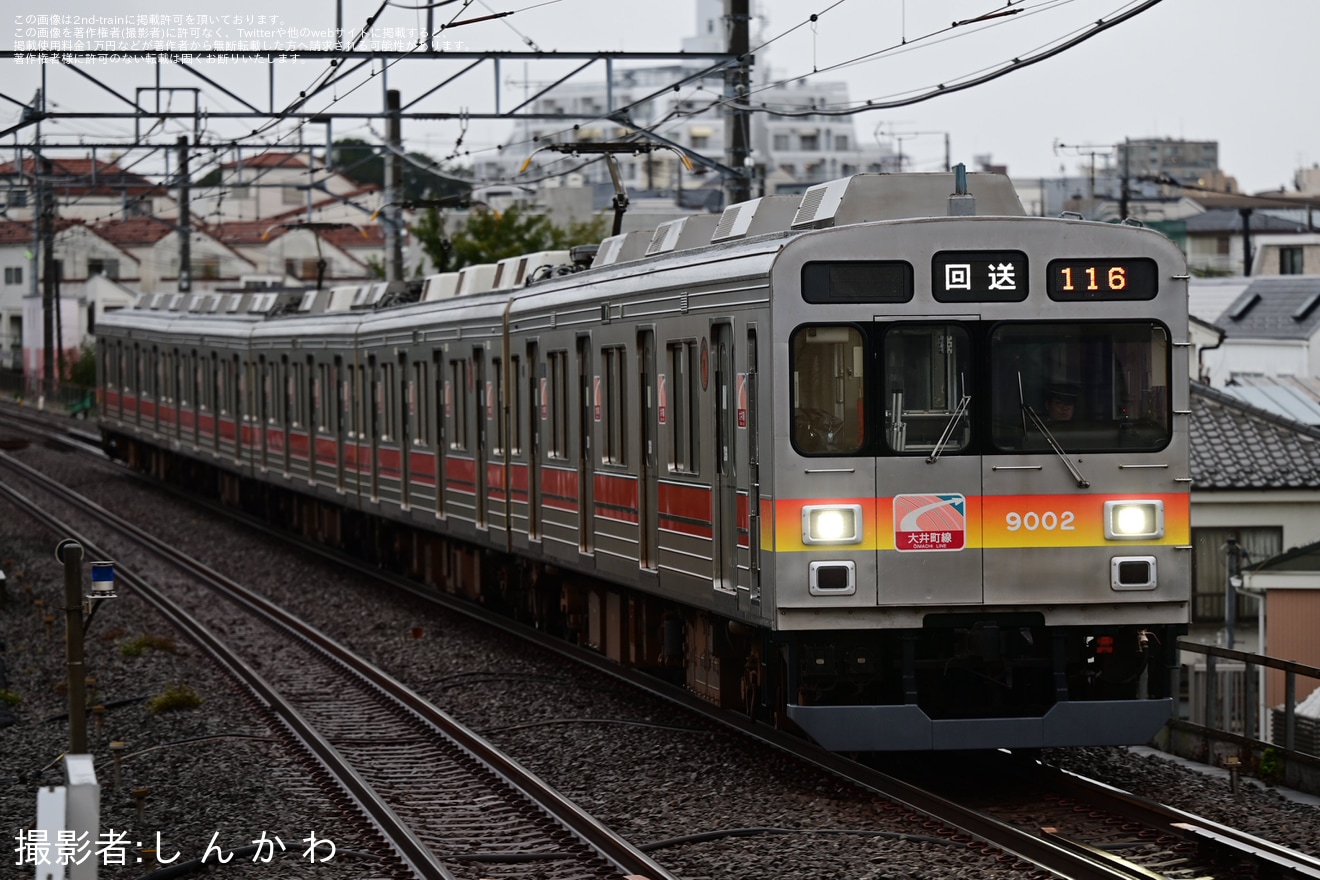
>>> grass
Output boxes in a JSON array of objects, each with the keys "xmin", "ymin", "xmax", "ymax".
[
  {"xmin": 0, "ymin": 689, "xmax": 20, "ymax": 707},
  {"xmin": 120, "ymin": 634, "xmax": 179, "ymax": 657},
  {"xmin": 147, "ymin": 685, "xmax": 203, "ymax": 714}
]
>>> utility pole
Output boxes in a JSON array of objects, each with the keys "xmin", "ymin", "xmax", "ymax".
[
  {"xmin": 724, "ymin": 0, "xmax": 751, "ymax": 205},
  {"xmin": 1119, "ymin": 137, "xmax": 1130, "ymax": 220},
  {"xmin": 1239, "ymin": 207, "xmax": 1254, "ymax": 276},
  {"xmin": 61, "ymin": 540, "xmax": 88, "ymax": 753},
  {"xmin": 177, "ymin": 135, "xmax": 192, "ymax": 293},
  {"xmin": 386, "ymin": 89, "xmax": 404, "ymax": 282},
  {"xmin": 1223, "ymin": 537, "xmax": 1249, "ymax": 650},
  {"xmin": 40, "ymin": 152, "xmax": 57, "ymax": 398}
]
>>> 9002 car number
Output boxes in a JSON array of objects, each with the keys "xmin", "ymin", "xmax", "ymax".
[{"xmin": 1005, "ymin": 511, "xmax": 1075, "ymax": 531}]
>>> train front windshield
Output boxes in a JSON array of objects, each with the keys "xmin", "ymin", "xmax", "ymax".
[{"xmin": 790, "ymin": 321, "xmax": 1171, "ymax": 455}]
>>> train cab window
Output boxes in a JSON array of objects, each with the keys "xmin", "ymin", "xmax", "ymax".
[
  {"xmin": 990, "ymin": 321, "xmax": 1171, "ymax": 452},
  {"xmin": 882, "ymin": 324, "xmax": 971, "ymax": 455},
  {"xmin": 790, "ymin": 325, "xmax": 865, "ymax": 455}
]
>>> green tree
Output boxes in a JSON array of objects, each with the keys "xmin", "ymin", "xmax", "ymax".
[
  {"xmin": 69, "ymin": 343, "xmax": 96, "ymax": 387},
  {"xmin": 411, "ymin": 207, "xmax": 454, "ymax": 274},
  {"xmin": 413, "ymin": 206, "xmax": 607, "ymax": 274},
  {"xmin": 331, "ymin": 138, "xmax": 471, "ymax": 202}
]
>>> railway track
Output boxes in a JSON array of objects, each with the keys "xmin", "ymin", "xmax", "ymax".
[
  {"xmin": 4, "ymin": 403, "xmax": 1319, "ymax": 879},
  {"xmin": 0, "ymin": 444, "xmax": 677, "ymax": 880},
  {"xmin": 881, "ymin": 750, "xmax": 1320, "ymax": 880}
]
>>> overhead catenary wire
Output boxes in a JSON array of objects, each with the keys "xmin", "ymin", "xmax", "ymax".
[{"xmin": 4, "ymin": 0, "xmax": 1173, "ymax": 205}]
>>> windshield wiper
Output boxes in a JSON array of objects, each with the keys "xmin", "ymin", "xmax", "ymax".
[
  {"xmin": 1020, "ymin": 404, "xmax": 1091, "ymax": 488},
  {"xmin": 926, "ymin": 395, "xmax": 971, "ymax": 464},
  {"xmin": 1018, "ymin": 372, "xmax": 1089, "ymax": 488}
]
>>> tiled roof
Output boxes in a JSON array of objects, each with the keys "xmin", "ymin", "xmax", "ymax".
[
  {"xmin": 91, "ymin": 216, "xmax": 177, "ymax": 245},
  {"xmin": 1215, "ymin": 275, "xmax": 1320, "ymax": 339},
  {"xmin": 205, "ymin": 220, "xmax": 289, "ymax": 245},
  {"xmin": 221, "ymin": 152, "xmax": 309, "ymax": 169},
  {"xmin": 1183, "ymin": 208, "xmax": 1311, "ymax": 234},
  {"xmin": 1190, "ymin": 382, "xmax": 1320, "ymax": 490},
  {"xmin": 0, "ymin": 157, "xmax": 162, "ymax": 196},
  {"xmin": 319, "ymin": 224, "xmax": 384, "ymax": 248},
  {"xmin": 0, "ymin": 217, "xmax": 79, "ymax": 243},
  {"xmin": 265, "ymin": 185, "xmax": 380, "ymax": 222}
]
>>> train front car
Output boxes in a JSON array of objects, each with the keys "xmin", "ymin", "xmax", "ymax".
[{"xmin": 768, "ymin": 174, "xmax": 1189, "ymax": 751}]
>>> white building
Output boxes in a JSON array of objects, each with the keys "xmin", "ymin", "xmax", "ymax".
[{"xmin": 474, "ymin": 0, "xmax": 896, "ymax": 208}]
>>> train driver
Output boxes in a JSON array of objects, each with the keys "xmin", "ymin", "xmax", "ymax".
[{"xmin": 1044, "ymin": 383, "xmax": 1080, "ymax": 422}]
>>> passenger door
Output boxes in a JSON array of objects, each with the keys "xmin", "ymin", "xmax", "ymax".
[
  {"xmin": 576, "ymin": 335, "xmax": 594, "ymax": 554},
  {"xmin": 875, "ymin": 320, "xmax": 982, "ymax": 605},
  {"xmin": 637, "ymin": 329, "xmax": 657, "ymax": 570},
  {"xmin": 527, "ymin": 341, "xmax": 541, "ymax": 540},
  {"xmin": 712, "ymin": 322, "xmax": 737, "ymax": 593}
]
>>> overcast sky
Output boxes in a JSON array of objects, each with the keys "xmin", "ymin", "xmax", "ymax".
[{"xmin": 6, "ymin": 0, "xmax": 1316, "ymax": 194}]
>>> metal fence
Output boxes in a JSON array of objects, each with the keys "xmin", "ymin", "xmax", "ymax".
[
  {"xmin": 1179, "ymin": 641, "xmax": 1319, "ymax": 752},
  {"xmin": 1170, "ymin": 640, "xmax": 1320, "ymax": 792},
  {"xmin": 0, "ymin": 370, "xmax": 96, "ymax": 417}
]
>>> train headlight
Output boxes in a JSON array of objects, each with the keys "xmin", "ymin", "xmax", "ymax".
[
  {"xmin": 1104, "ymin": 500, "xmax": 1164, "ymax": 540},
  {"xmin": 802, "ymin": 505, "xmax": 863, "ymax": 545}
]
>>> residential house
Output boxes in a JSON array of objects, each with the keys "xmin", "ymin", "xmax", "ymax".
[
  {"xmin": 1241, "ymin": 542, "xmax": 1320, "ymax": 710},
  {"xmin": 1200, "ymin": 276, "xmax": 1320, "ymax": 386},
  {"xmin": 1179, "ymin": 209, "xmax": 1311, "ymax": 277},
  {"xmin": 190, "ymin": 150, "xmax": 384, "ymax": 225},
  {"xmin": 1188, "ymin": 382, "xmax": 1320, "ymax": 646},
  {"xmin": 1250, "ymin": 233, "xmax": 1320, "ymax": 276},
  {"xmin": 209, "ymin": 221, "xmax": 381, "ymax": 287},
  {"xmin": 0, "ymin": 156, "xmax": 172, "ymax": 222},
  {"xmin": 1, "ymin": 217, "xmax": 141, "ymax": 374},
  {"xmin": 1189, "ymin": 276, "xmax": 1251, "ymax": 325},
  {"xmin": 90, "ymin": 216, "xmax": 255, "ymax": 294}
]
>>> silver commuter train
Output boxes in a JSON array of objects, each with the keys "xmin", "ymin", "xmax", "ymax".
[{"xmin": 97, "ymin": 171, "xmax": 1191, "ymax": 751}]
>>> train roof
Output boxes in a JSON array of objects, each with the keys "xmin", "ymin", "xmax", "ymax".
[{"xmin": 98, "ymin": 171, "xmax": 1047, "ymax": 340}]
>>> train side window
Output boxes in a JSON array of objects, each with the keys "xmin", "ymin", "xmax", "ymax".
[
  {"xmin": 198, "ymin": 355, "xmax": 209, "ymax": 413},
  {"xmin": 411, "ymin": 361, "xmax": 428, "ymax": 446},
  {"xmin": 181, "ymin": 352, "xmax": 189, "ymax": 406},
  {"xmin": 449, "ymin": 358, "xmax": 467, "ymax": 451},
  {"xmin": 881, "ymin": 324, "xmax": 971, "ymax": 455},
  {"xmin": 492, "ymin": 357, "xmax": 505, "ymax": 455},
  {"xmin": 547, "ymin": 351, "xmax": 569, "ymax": 459},
  {"xmin": 380, "ymin": 362, "xmax": 394, "ymax": 442},
  {"xmin": 347, "ymin": 366, "xmax": 361, "ymax": 439},
  {"xmin": 227, "ymin": 356, "xmax": 239, "ymax": 419},
  {"xmin": 790, "ymin": 325, "xmax": 866, "ymax": 455},
  {"xmin": 260, "ymin": 359, "xmax": 272, "ymax": 424},
  {"xmin": 288, "ymin": 359, "xmax": 302, "ymax": 429},
  {"xmin": 509, "ymin": 355, "xmax": 522, "ymax": 455},
  {"xmin": 667, "ymin": 341, "xmax": 699, "ymax": 473},
  {"xmin": 602, "ymin": 345, "xmax": 627, "ymax": 466}
]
